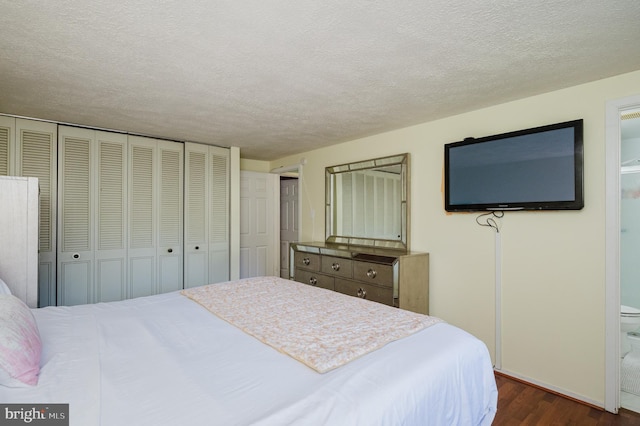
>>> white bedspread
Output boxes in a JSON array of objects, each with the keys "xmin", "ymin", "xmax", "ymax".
[{"xmin": 0, "ymin": 279, "xmax": 497, "ymax": 426}]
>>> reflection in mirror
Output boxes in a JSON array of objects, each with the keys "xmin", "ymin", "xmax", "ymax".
[{"xmin": 326, "ymin": 154, "xmax": 408, "ymax": 250}]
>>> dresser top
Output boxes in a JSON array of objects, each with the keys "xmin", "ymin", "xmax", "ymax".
[{"xmin": 291, "ymin": 241, "xmax": 426, "ymax": 262}]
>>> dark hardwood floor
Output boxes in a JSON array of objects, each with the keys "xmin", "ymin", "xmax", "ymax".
[{"xmin": 493, "ymin": 373, "xmax": 640, "ymax": 425}]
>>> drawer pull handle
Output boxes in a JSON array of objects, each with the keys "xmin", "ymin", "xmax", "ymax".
[
  {"xmin": 357, "ymin": 288, "xmax": 367, "ymax": 299},
  {"xmin": 309, "ymin": 277, "xmax": 318, "ymax": 286},
  {"xmin": 302, "ymin": 257, "xmax": 310, "ymax": 266},
  {"xmin": 72, "ymin": 253, "xmax": 80, "ymax": 260},
  {"xmin": 366, "ymin": 268, "xmax": 377, "ymax": 279},
  {"xmin": 332, "ymin": 262, "xmax": 340, "ymax": 271},
  {"xmin": 168, "ymin": 248, "xmax": 173, "ymax": 253}
]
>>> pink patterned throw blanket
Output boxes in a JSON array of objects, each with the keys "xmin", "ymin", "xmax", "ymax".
[{"xmin": 181, "ymin": 276, "xmax": 443, "ymax": 373}]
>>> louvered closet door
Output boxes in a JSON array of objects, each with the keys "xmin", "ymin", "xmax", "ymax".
[
  {"xmin": 184, "ymin": 143, "xmax": 230, "ymax": 288},
  {"xmin": 128, "ymin": 136, "xmax": 183, "ymax": 297},
  {"xmin": 209, "ymin": 146, "xmax": 230, "ymax": 283},
  {"xmin": 157, "ymin": 140, "xmax": 183, "ymax": 293},
  {"xmin": 15, "ymin": 119, "xmax": 57, "ymax": 307},
  {"xmin": 58, "ymin": 126, "xmax": 94, "ymax": 306},
  {"xmin": 184, "ymin": 143, "xmax": 209, "ymax": 288},
  {"xmin": 94, "ymin": 131, "xmax": 127, "ymax": 302},
  {"xmin": 128, "ymin": 136, "xmax": 157, "ymax": 298},
  {"xmin": 0, "ymin": 116, "xmax": 13, "ymax": 175}
]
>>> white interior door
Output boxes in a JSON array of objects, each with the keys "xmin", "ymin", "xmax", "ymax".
[
  {"xmin": 280, "ymin": 178, "xmax": 298, "ymax": 278},
  {"xmin": 239, "ymin": 171, "xmax": 278, "ymax": 278}
]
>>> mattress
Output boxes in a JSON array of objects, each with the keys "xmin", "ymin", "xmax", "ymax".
[{"xmin": 0, "ymin": 277, "xmax": 498, "ymax": 426}]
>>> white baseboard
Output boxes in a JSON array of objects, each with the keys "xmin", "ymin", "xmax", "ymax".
[{"xmin": 495, "ymin": 368, "xmax": 604, "ymax": 410}]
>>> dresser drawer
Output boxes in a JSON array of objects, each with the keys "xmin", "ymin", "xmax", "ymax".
[
  {"xmin": 293, "ymin": 251, "xmax": 321, "ymax": 271},
  {"xmin": 335, "ymin": 278, "xmax": 393, "ymax": 306},
  {"xmin": 294, "ymin": 269, "xmax": 334, "ymax": 291},
  {"xmin": 320, "ymin": 255, "xmax": 353, "ymax": 278},
  {"xmin": 353, "ymin": 261, "xmax": 394, "ymax": 287}
]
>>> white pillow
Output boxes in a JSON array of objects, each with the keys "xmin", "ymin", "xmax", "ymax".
[
  {"xmin": 0, "ymin": 294, "xmax": 42, "ymax": 387},
  {"xmin": 0, "ymin": 277, "xmax": 11, "ymax": 295}
]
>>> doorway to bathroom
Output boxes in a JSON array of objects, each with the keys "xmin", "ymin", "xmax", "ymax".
[
  {"xmin": 605, "ymin": 94, "xmax": 640, "ymax": 414},
  {"xmin": 620, "ymin": 109, "xmax": 640, "ymax": 411}
]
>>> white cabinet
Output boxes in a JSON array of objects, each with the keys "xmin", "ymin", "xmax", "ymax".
[
  {"xmin": 0, "ymin": 176, "xmax": 39, "ymax": 307},
  {"xmin": 184, "ymin": 142, "xmax": 230, "ymax": 288},
  {"xmin": 0, "ymin": 117, "xmax": 57, "ymax": 306}
]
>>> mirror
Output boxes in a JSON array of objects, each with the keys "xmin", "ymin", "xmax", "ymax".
[{"xmin": 325, "ymin": 153, "xmax": 409, "ymax": 250}]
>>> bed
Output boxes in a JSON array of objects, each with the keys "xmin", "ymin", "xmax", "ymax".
[{"xmin": 0, "ymin": 276, "xmax": 497, "ymax": 426}]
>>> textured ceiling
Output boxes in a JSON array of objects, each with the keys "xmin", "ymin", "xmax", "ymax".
[{"xmin": 1, "ymin": 1, "xmax": 639, "ymax": 161}]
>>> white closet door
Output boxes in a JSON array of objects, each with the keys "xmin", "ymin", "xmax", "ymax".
[
  {"xmin": 184, "ymin": 143, "xmax": 209, "ymax": 288},
  {"xmin": 95, "ymin": 132, "xmax": 128, "ymax": 302},
  {"xmin": 15, "ymin": 119, "xmax": 57, "ymax": 307},
  {"xmin": 128, "ymin": 136, "xmax": 157, "ymax": 298},
  {"xmin": 184, "ymin": 143, "xmax": 230, "ymax": 288},
  {"xmin": 58, "ymin": 126, "xmax": 94, "ymax": 306},
  {"xmin": 0, "ymin": 116, "xmax": 13, "ymax": 175},
  {"xmin": 128, "ymin": 136, "xmax": 183, "ymax": 297},
  {"xmin": 209, "ymin": 146, "xmax": 230, "ymax": 283},
  {"xmin": 157, "ymin": 140, "xmax": 183, "ymax": 293}
]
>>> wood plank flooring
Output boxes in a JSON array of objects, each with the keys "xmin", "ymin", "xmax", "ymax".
[{"xmin": 493, "ymin": 373, "xmax": 640, "ymax": 425}]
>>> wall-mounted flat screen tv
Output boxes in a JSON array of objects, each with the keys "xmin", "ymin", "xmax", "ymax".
[{"xmin": 444, "ymin": 119, "xmax": 584, "ymax": 212}]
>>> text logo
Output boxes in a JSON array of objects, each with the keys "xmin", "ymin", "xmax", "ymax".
[{"xmin": 0, "ymin": 404, "xmax": 68, "ymax": 425}]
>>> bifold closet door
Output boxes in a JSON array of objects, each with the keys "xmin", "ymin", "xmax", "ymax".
[
  {"xmin": 16, "ymin": 119, "xmax": 58, "ymax": 307},
  {"xmin": 128, "ymin": 136, "xmax": 183, "ymax": 297},
  {"xmin": 58, "ymin": 126, "xmax": 127, "ymax": 305},
  {"xmin": 0, "ymin": 117, "xmax": 57, "ymax": 307},
  {"xmin": 0, "ymin": 116, "xmax": 12, "ymax": 175},
  {"xmin": 184, "ymin": 143, "xmax": 210, "ymax": 288},
  {"xmin": 184, "ymin": 143, "xmax": 229, "ymax": 288},
  {"xmin": 208, "ymin": 146, "xmax": 230, "ymax": 283}
]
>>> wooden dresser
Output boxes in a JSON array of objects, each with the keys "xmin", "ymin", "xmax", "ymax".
[{"xmin": 290, "ymin": 242, "xmax": 429, "ymax": 314}]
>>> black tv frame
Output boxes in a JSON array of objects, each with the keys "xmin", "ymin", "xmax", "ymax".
[{"xmin": 444, "ymin": 119, "xmax": 584, "ymax": 212}]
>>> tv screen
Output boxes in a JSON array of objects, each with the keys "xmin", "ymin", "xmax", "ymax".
[{"xmin": 444, "ymin": 119, "xmax": 584, "ymax": 212}]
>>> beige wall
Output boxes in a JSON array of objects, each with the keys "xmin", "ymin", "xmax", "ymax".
[
  {"xmin": 240, "ymin": 158, "xmax": 271, "ymax": 172},
  {"xmin": 269, "ymin": 70, "xmax": 640, "ymax": 405}
]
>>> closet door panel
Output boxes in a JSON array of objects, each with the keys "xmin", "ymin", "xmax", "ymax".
[
  {"xmin": 59, "ymin": 260, "xmax": 91, "ymax": 306},
  {"xmin": 58, "ymin": 127, "xmax": 94, "ymax": 306},
  {"xmin": 16, "ymin": 119, "xmax": 58, "ymax": 306},
  {"xmin": 157, "ymin": 140, "xmax": 183, "ymax": 293},
  {"xmin": 0, "ymin": 116, "xmax": 13, "ymax": 175},
  {"xmin": 184, "ymin": 143, "xmax": 209, "ymax": 288},
  {"xmin": 128, "ymin": 136, "xmax": 183, "ymax": 296},
  {"xmin": 95, "ymin": 132, "xmax": 127, "ymax": 302},
  {"xmin": 128, "ymin": 137, "xmax": 156, "ymax": 297},
  {"xmin": 209, "ymin": 147, "xmax": 230, "ymax": 283}
]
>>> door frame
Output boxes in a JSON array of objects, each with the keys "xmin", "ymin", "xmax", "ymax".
[
  {"xmin": 605, "ymin": 94, "xmax": 640, "ymax": 413},
  {"xmin": 270, "ymin": 162, "xmax": 304, "ymax": 277}
]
